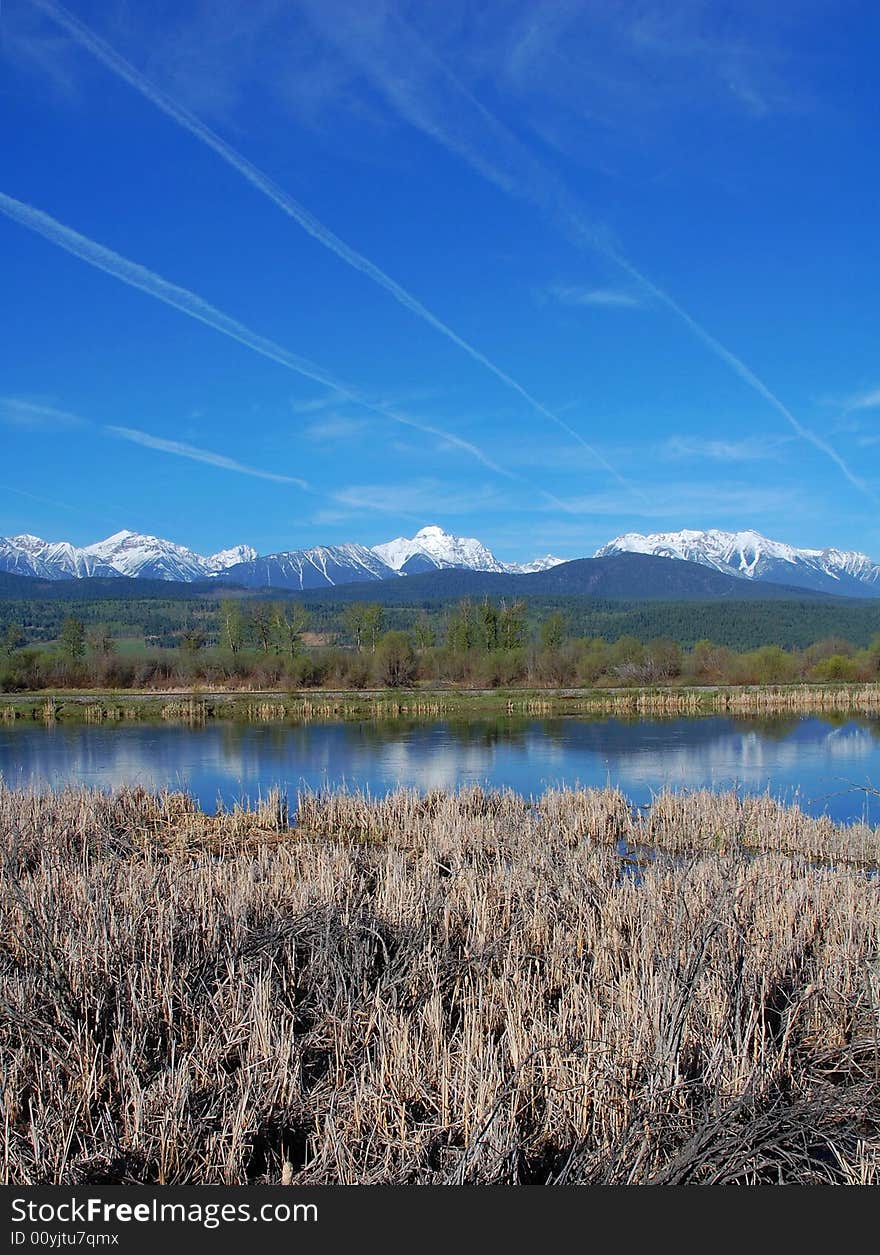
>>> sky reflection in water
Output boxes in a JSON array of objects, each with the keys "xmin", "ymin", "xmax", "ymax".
[{"xmin": 1, "ymin": 715, "xmax": 879, "ymax": 825}]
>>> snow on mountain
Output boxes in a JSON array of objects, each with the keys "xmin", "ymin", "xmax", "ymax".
[
  {"xmin": 80, "ymin": 531, "xmax": 214, "ymax": 582},
  {"xmin": 208, "ymin": 544, "xmax": 258, "ymax": 571},
  {"xmin": 596, "ymin": 529, "xmax": 880, "ymax": 597},
  {"xmin": 372, "ymin": 525, "xmax": 564, "ymax": 576},
  {"xmin": 0, "ymin": 534, "xmax": 119, "ymax": 580},
  {"xmin": 512, "ymin": 554, "xmax": 566, "ymax": 574},
  {"xmin": 0, "ymin": 531, "xmax": 257, "ymax": 582},
  {"xmin": 0, "ymin": 522, "xmax": 561, "ymax": 586},
  {"xmin": 222, "ymin": 543, "xmax": 396, "ymax": 590},
  {"xmin": 8, "ymin": 520, "xmax": 874, "ymax": 596},
  {"xmin": 373, "ymin": 525, "xmax": 508, "ymax": 574}
]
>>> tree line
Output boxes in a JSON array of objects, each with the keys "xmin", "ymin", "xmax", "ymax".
[
  {"xmin": 3, "ymin": 596, "xmax": 880, "ymax": 692},
  {"xmin": 5, "ymin": 590, "xmax": 880, "ymax": 654}
]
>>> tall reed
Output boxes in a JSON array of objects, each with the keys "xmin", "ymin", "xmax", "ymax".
[{"xmin": 1, "ymin": 783, "xmax": 877, "ymax": 1185}]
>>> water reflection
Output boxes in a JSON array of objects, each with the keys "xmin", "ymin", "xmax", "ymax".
[{"xmin": 1, "ymin": 713, "xmax": 879, "ymax": 824}]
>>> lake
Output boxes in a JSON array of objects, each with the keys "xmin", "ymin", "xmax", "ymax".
[{"xmin": 2, "ymin": 712, "xmax": 880, "ymax": 825}]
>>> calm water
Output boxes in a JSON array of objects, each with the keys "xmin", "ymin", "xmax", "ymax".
[{"xmin": 2, "ymin": 714, "xmax": 880, "ymax": 824}]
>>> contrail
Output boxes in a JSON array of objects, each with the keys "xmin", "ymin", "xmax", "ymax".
[
  {"xmin": 0, "ymin": 396, "xmax": 86, "ymax": 429},
  {"xmin": 2, "ymin": 397, "xmax": 308, "ymax": 491},
  {"xmin": 606, "ymin": 248, "xmax": 878, "ymax": 502},
  {"xmin": 104, "ymin": 426, "xmax": 310, "ymax": 487},
  {"xmin": 0, "ymin": 482, "xmax": 123, "ymax": 527},
  {"xmin": 305, "ymin": 2, "xmax": 871, "ymax": 501},
  {"xmin": 27, "ymin": 0, "xmax": 635, "ymax": 494},
  {"xmin": 0, "ymin": 190, "xmax": 510, "ymax": 478}
]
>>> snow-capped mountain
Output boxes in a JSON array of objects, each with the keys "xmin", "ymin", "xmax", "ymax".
[
  {"xmin": 372, "ymin": 525, "xmax": 564, "ymax": 577},
  {"xmin": 515, "ymin": 554, "xmax": 567, "ymax": 574},
  {"xmin": 208, "ymin": 544, "xmax": 258, "ymax": 571},
  {"xmin": 81, "ymin": 531, "xmax": 213, "ymax": 582},
  {"xmin": 7, "ymin": 521, "xmax": 874, "ymax": 597},
  {"xmin": 596, "ymin": 529, "xmax": 880, "ymax": 597},
  {"xmin": 0, "ymin": 531, "xmax": 256, "ymax": 582},
  {"xmin": 0, "ymin": 524, "xmax": 562, "ymax": 586},
  {"xmin": 222, "ymin": 544, "xmax": 396, "ymax": 590},
  {"xmin": 0, "ymin": 534, "xmax": 119, "ymax": 580},
  {"xmin": 373, "ymin": 525, "xmax": 507, "ymax": 574}
]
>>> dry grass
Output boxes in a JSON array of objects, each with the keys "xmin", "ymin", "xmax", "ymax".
[
  {"xmin": 4, "ymin": 682, "xmax": 880, "ymax": 726},
  {"xmin": 583, "ymin": 684, "xmax": 880, "ymax": 716},
  {"xmin": 1, "ymin": 783, "xmax": 878, "ymax": 1185},
  {"xmin": 160, "ymin": 698, "xmax": 208, "ymax": 725}
]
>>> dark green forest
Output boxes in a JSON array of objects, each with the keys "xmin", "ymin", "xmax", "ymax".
[
  {"xmin": 3, "ymin": 589, "xmax": 880, "ymax": 692},
  {"xmin": 3, "ymin": 590, "xmax": 880, "ymax": 653}
]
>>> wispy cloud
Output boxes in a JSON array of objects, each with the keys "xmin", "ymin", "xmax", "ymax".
[
  {"xmin": 1, "ymin": 2, "xmax": 83, "ymax": 102},
  {"xmin": 0, "ymin": 396, "xmax": 86, "ymax": 429},
  {"xmin": 0, "ymin": 190, "xmax": 511, "ymax": 480},
  {"xmin": 658, "ymin": 433, "xmax": 793, "ymax": 463},
  {"xmin": 0, "ymin": 482, "xmax": 120, "ymax": 527},
  {"xmin": 817, "ymin": 385, "xmax": 880, "ymax": 443},
  {"xmin": 303, "ymin": 416, "xmax": 369, "ymax": 443},
  {"xmin": 844, "ymin": 387, "xmax": 880, "ymax": 413},
  {"xmin": 547, "ymin": 284, "xmax": 643, "ymax": 309},
  {"xmin": 545, "ymin": 480, "xmax": 807, "ymax": 520},
  {"xmin": 290, "ymin": 390, "xmax": 349, "ymax": 415},
  {"xmin": 331, "ymin": 479, "xmax": 512, "ymax": 519},
  {"xmin": 499, "ymin": 0, "xmax": 805, "ymax": 135},
  {"xmin": 297, "ymin": 2, "xmax": 871, "ymax": 504},
  {"xmin": 105, "ymin": 426, "xmax": 309, "ymax": 487},
  {"xmin": 29, "ymin": 0, "xmax": 638, "ymax": 499},
  {"xmin": 606, "ymin": 248, "xmax": 880, "ymax": 502},
  {"xmin": 0, "ymin": 394, "xmax": 310, "ymax": 491}
]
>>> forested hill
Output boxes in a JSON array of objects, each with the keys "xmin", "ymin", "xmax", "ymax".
[
  {"xmin": 0, "ymin": 551, "xmax": 835, "ymax": 605},
  {"xmin": 279, "ymin": 553, "xmax": 835, "ymax": 604},
  {"xmin": 0, "ymin": 570, "xmax": 215, "ymax": 601},
  {"xmin": 3, "ymin": 592, "xmax": 880, "ymax": 653}
]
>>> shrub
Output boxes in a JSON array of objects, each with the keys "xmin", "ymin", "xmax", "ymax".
[
  {"xmin": 287, "ymin": 655, "xmax": 323, "ymax": 688},
  {"xmin": 810, "ymin": 654, "xmax": 861, "ymax": 682},
  {"xmin": 375, "ymin": 631, "xmax": 417, "ymax": 688}
]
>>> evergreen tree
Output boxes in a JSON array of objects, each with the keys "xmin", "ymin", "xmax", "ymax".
[{"xmin": 539, "ymin": 611, "xmax": 566, "ymax": 653}]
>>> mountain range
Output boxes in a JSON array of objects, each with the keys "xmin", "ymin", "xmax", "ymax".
[
  {"xmin": 0, "ymin": 523, "xmax": 878, "ymax": 599},
  {"xmin": 0, "ymin": 525, "xmax": 563, "ymax": 589},
  {"xmin": 272, "ymin": 552, "xmax": 833, "ymax": 605},
  {"xmin": 596, "ymin": 529, "xmax": 880, "ymax": 598},
  {"xmin": 0, "ymin": 531, "xmax": 257, "ymax": 583}
]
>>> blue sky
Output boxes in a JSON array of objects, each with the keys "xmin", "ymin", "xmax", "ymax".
[{"xmin": 1, "ymin": 0, "xmax": 878, "ymax": 564}]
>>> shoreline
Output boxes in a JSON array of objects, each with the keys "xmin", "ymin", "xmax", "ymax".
[{"xmin": 1, "ymin": 681, "xmax": 880, "ymax": 723}]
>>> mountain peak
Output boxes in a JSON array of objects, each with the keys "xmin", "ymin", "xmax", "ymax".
[
  {"xmin": 0, "ymin": 530, "xmax": 258, "ymax": 582},
  {"xmin": 209, "ymin": 544, "xmax": 258, "ymax": 570},
  {"xmin": 3, "ymin": 522, "xmax": 876, "ymax": 596},
  {"xmin": 371, "ymin": 525, "xmax": 564, "ymax": 576},
  {"xmin": 596, "ymin": 528, "xmax": 880, "ymax": 596},
  {"xmin": 372, "ymin": 526, "xmax": 508, "ymax": 574}
]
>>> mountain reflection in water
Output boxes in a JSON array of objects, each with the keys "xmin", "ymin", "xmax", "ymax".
[{"xmin": 1, "ymin": 714, "xmax": 878, "ymax": 825}]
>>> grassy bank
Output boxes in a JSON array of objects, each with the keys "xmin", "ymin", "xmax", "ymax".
[
  {"xmin": 1, "ymin": 681, "xmax": 880, "ymax": 725},
  {"xmin": 2, "ymin": 784, "xmax": 878, "ymax": 1184}
]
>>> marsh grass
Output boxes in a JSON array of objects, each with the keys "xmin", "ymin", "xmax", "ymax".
[
  {"xmin": 3, "ymin": 682, "xmax": 880, "ymax": 725},
  {"xmin": 1, "ymin": 783, "xmax": 878, "ymax": 1185},
  {"xmin": 160, "ymin": 698, "xmax": 208, "ymax": 725}
]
